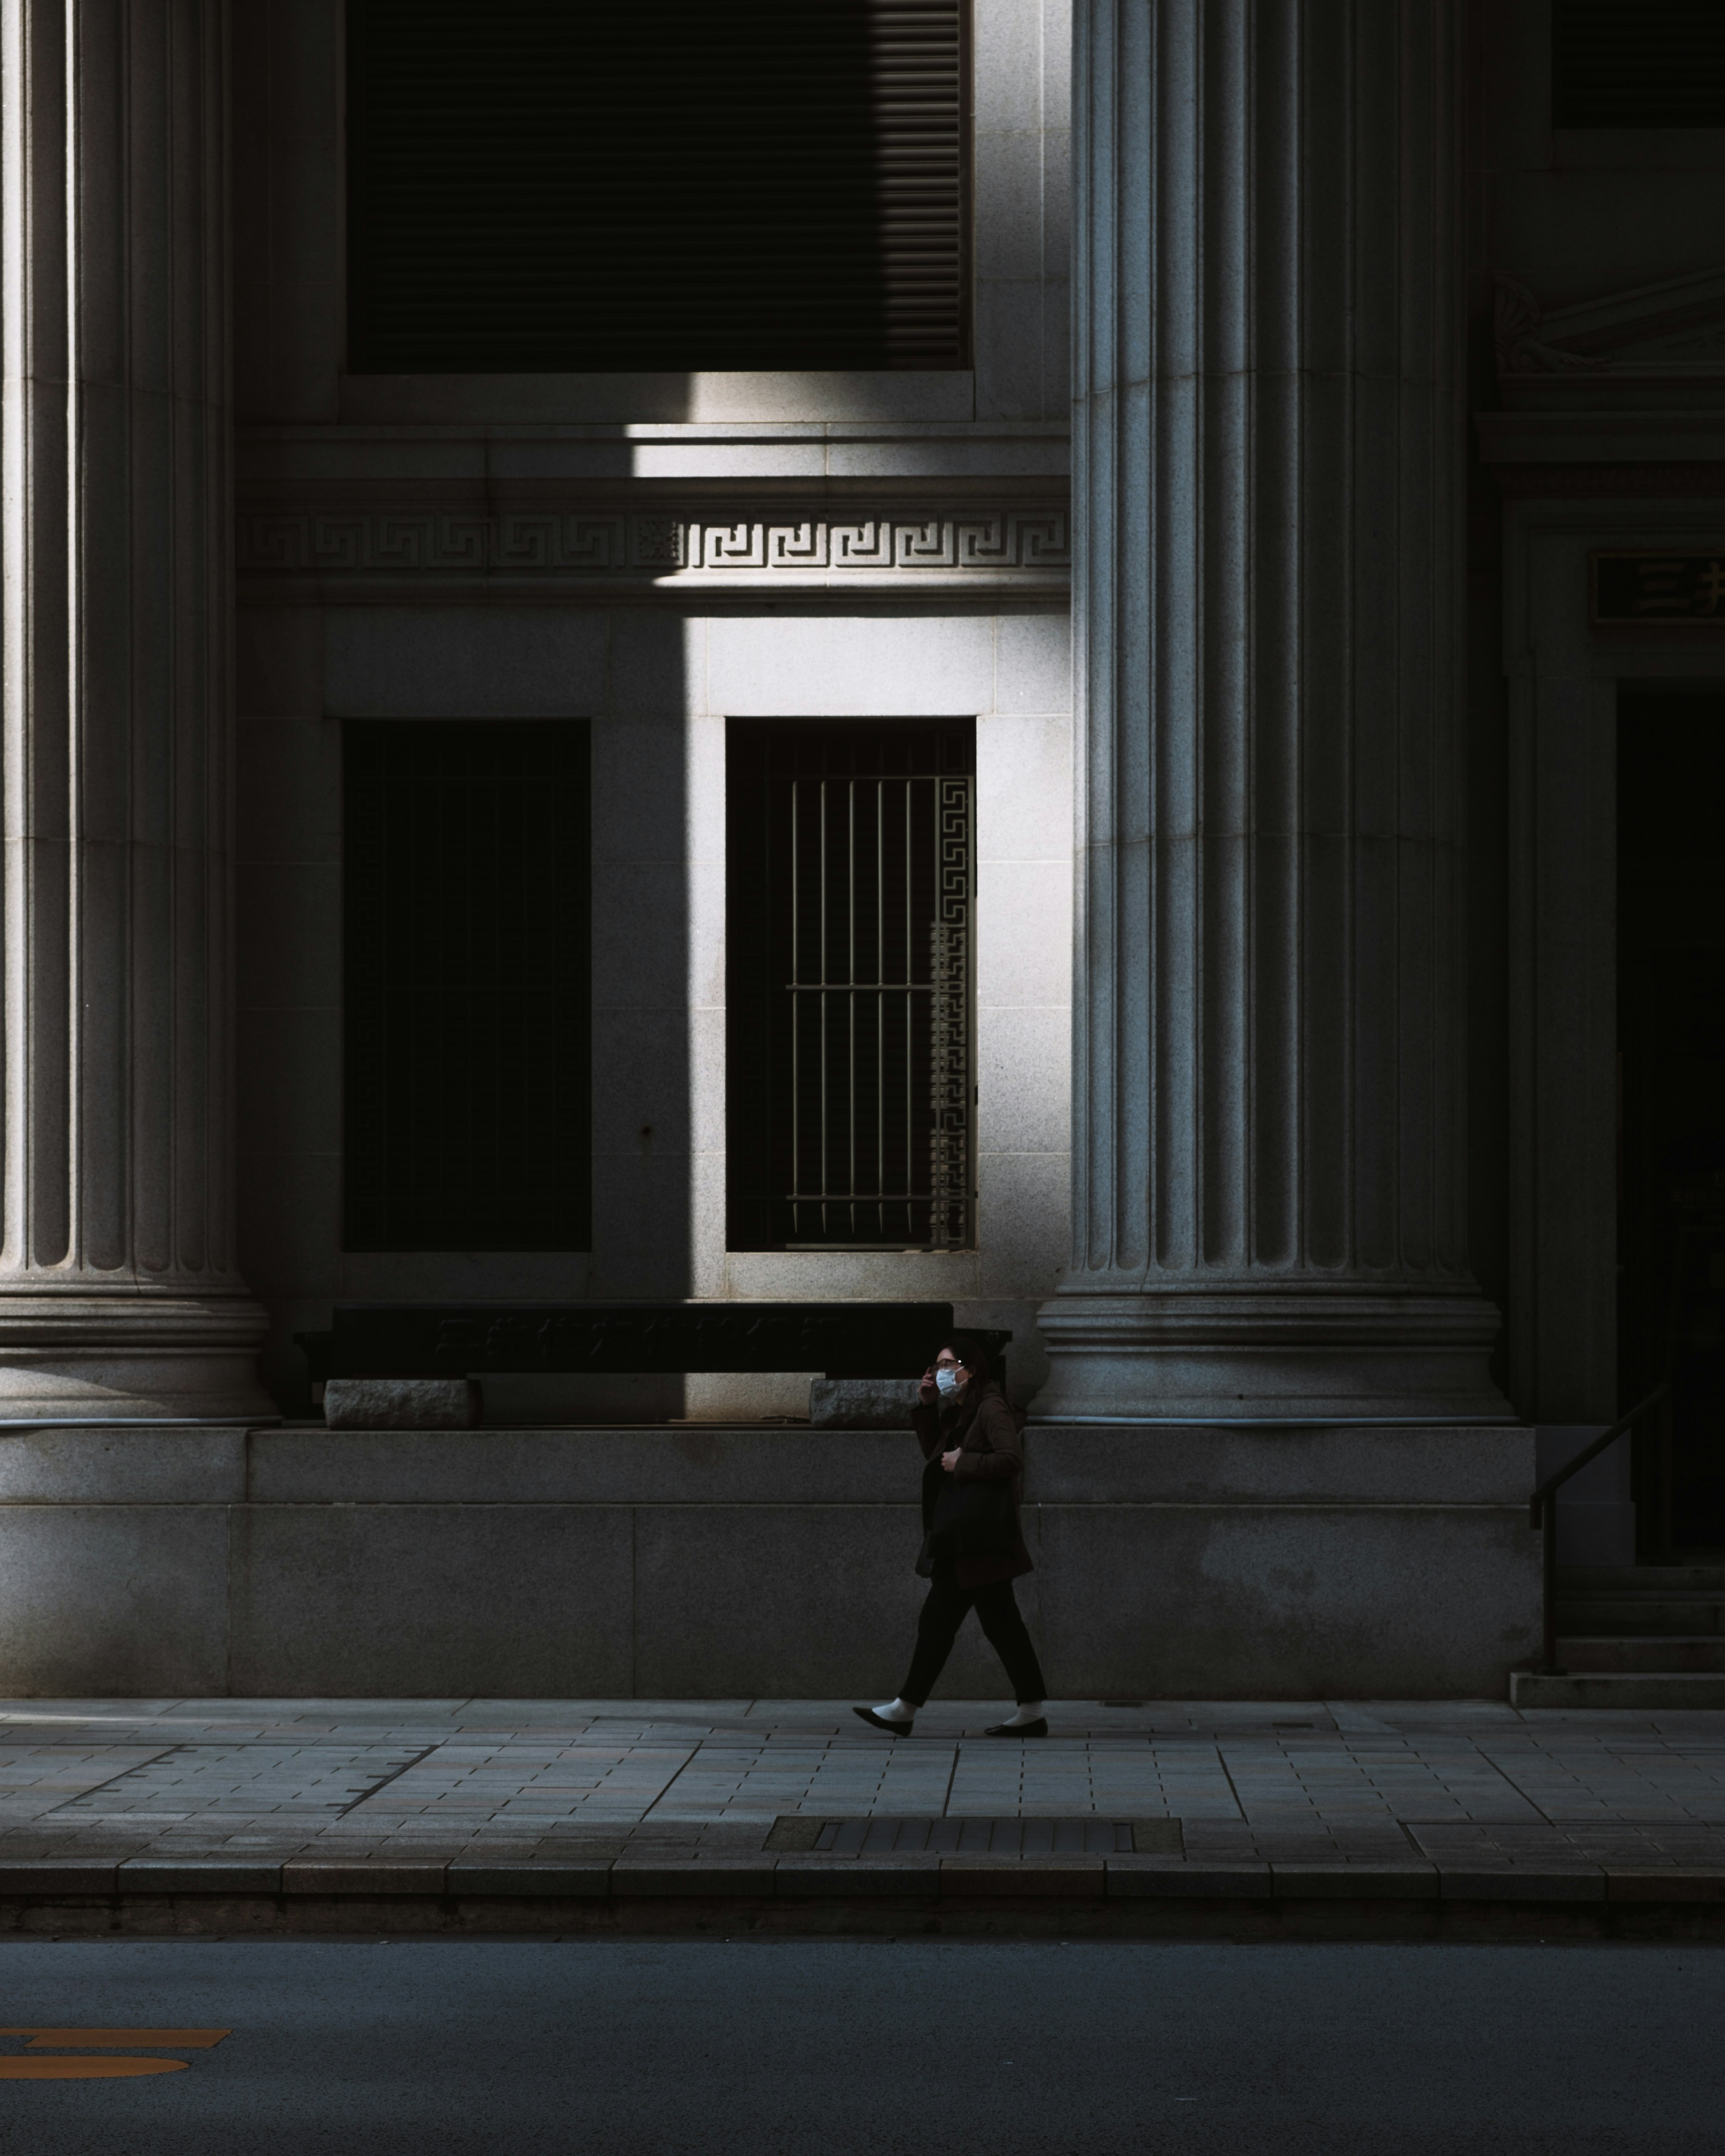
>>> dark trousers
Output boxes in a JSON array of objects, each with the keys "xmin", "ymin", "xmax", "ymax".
[{"xmin": 901, "ymin": 1572, "xmax": 1047, "ymax": 1706}]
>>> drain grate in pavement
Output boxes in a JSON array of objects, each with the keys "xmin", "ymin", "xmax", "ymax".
[{"xmin": 765, "ymin": 1817, "xmax": 1182, "ymax": 1856}]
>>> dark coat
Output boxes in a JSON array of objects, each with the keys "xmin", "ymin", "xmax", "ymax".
[{"xmin": 911, "ymin": 1378, "xmax": 1033, "ymax": 1587}]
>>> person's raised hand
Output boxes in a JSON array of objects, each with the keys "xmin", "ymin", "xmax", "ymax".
[{"xmin": 919, "ymin": 1365, "xmax": 939, "ymax": 1403}]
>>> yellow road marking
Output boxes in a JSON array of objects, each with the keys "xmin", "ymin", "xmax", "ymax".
[
  {"xmin": 0, "ymin": 2059, "xmax": 187, "ymax": 2080},
  {"xmin": 4, "ymin": 2030, "xmax": 228, "ymax": 2048}
]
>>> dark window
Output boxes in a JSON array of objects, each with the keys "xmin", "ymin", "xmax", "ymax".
[
  {"xmin": 1553, "ymin": 0, "xmax": 1725, "ymax": 126},
  {"xmin": 728, "ymin": 720, "xmax": 974, "ymax": 1252},
  {"xmin": 343, "ymin": 721, "xmax": 591, "ymax": 1251},
  {"xmin": 347, "ymin": 0, "xmax": 969, "ymax": 372},
  {"xmin": 1618, "ymin": 694, "xmax": 1725, "ymax": 1551}
]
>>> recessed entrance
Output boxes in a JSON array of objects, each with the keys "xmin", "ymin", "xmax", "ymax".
[{"xmin": 1618, "ymin": 690, "xmax": 1725, "ymax": 1553}]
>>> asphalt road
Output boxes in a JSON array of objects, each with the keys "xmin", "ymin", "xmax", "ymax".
[{"xmin": 0, "ymin": 1937, "xmax": 1719, "ymax": 2154}]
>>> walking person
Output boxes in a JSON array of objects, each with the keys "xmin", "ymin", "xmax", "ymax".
[{"xmin": 854, "ymin": 1334, "xmax": 1048, "ymax": 1738}]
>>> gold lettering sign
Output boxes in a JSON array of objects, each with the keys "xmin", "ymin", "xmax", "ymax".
[{"xmin": 1592, "ymin": 552, "xmax": 1725, "ymax": 624}]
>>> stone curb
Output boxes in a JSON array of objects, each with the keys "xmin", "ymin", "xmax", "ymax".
[
  {"xmin": 1435, "ymin": 1869, "xmax": 1605, "ymax": 1903},
  {"xmin": 609, "ymin": 1862, "xmax": 778, "ymax": 1897},
  {"xmin": 775, "ymin": 1860, "xmax": 940, "ymax": 1897},
  {"xmin": 1270, "ymin": 1864, "xmax": 1440, "ymax": 1900},
  {"xmin": 0, "ymin": 1858, "xmax": 1718, "ymax": 1906},
  {"xmin": 446, "ymin": 1864, "xmax": 611, "ymax": 1898},
  {"xmin": 282, "ymin": 1863, "xmax": 449, "ymax": 1896},
  {"xmin": 1105, "ymin": 1863, "xmax": 1272, "ymax": 1897},
  {"xmin": 1605, "ymin": 1869, "xmax": 1725, "ymax": 1903}
]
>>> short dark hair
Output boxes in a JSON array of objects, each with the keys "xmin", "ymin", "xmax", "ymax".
[{"xmin": 936, "ymin": 1332, "xmax": 994, "ymax": 1385}]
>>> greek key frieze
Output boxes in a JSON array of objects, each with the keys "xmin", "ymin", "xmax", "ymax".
[{"xmin": 237, "ymin": 507, "xmax": 1070, "ymax": 581}]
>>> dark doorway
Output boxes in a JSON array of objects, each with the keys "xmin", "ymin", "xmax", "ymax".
[{"xmin": 1619, "ymin": 690, "xmax": 1725, "ymax": 1553}]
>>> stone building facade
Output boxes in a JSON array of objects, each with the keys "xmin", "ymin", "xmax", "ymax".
[{"xmin": 0, "ymin": 0, "xmax": 1716, "ymax": 1697}]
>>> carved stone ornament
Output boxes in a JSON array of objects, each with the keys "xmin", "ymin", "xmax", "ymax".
[
  {"xmin": 1494, "ymin": 265, "xmax": 1725, "ymax": 401},
  {"xmin": 237, "ymin": 504, "xmax": 1071, "ymax": 592}
]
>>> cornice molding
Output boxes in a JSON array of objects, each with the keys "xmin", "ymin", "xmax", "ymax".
[{"xmin": 236, "ymin": 500, "xmax": 1070, "ymax": 600}]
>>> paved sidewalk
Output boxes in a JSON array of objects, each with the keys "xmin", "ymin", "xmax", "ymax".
[{"xmin": 0, "ymin": 1697, "xmax": 1721, "ymax": 1878}]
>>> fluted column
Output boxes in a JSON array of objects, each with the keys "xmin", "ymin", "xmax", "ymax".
[
  {"xmin": 1036, "ymin": 0, "xmax": 1508, "ymax": 1422},
  {"xmin": 0, "ymin": 0, "xmax": 270, "ymax": 1419}
]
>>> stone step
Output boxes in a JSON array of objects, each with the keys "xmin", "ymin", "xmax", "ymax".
[
  {"xmin": 1558, "ymin": 1566, "xmax": 1725, "ymax": 1593},
  {"xmin": 1554, "ymin": 1599, "xmax": 1723, "ymax": 1636},
  {"xmin": 1557, "ymin": 1637, "xmax": 1725, "ymax": 1673},
  {"xmin": 1510, "ymin": 1669, "xmax": 1725, "ymax": 1709}
]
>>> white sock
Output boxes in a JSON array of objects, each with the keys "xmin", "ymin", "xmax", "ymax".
[
  {"xmin": 1001, "ymin": 1701, "xmax": 1045, "ymax": 1727},
  {"xmin": 873, "ymin": 1698, "xmax": 915, "ymax": 1724}
]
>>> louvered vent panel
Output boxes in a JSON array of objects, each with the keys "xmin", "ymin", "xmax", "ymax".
[
  {"xmin": 1553, "ymin": 0, "xmax": 1725, "ymax": 126},
  {"xmin": 343, "ymin": 723, "xmax": 592, "ymax": 1254},
  {"xmin": 348, "ymin": 0, "xmax": 969, "ymax": 373}
]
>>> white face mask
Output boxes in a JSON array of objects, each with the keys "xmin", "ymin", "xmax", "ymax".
[{"xmin": 935, "ymin": 1365, "xmax": 963, "ymax": 1398}]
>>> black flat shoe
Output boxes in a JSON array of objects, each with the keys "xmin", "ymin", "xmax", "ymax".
[
  {"xmin": 983, "ymin": 1718, "xmax": 1048, "ymax": 1737},
  {"xmin": 852, "ymin": 1706, "xmax": 913, "ymax": 1736}
]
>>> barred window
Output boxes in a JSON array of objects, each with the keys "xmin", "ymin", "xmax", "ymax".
[
  {"xmin": 342, "ymin": 721, "xmax": 592, "ymax": 1252},
  {"xmin": 347, "ymin": 0, "xmax": 970, "ymax": 372},
  {"xmin": 727, "ymin": 720, "xmax": 974, "ymax": 1252}
]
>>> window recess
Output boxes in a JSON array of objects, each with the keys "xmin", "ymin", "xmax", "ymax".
[
  {"xmin": 342, "ymin": 721, "xmax": 592, "ymax": 1253},
  {"xmin": 346, "ymin": 0, "xmax": 970, "ymax": 373},
  {"xmin": 728, "ymin": 720, "xmax": 975, "ymax": 1253}
]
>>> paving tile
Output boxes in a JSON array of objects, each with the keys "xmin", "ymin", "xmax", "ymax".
[{"xmin": 0, "ymin": 1701, "xmax": 1719, "ymax": 1881}]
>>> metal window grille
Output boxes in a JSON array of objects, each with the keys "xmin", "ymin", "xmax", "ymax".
[
  {"xmin": 728, "ymin": 721, "xmax": 975, "ymax": 1251},
  {"xmin": 342, "ymin": 721, "xmax": 592, "ymax": 1252},
  {"xmin": 1553, "ymin": 1, "xmax": 1725, "ymax": 127},
  {"xmin": 347, "ymin": 0, "xmax": 970, "ymax": 373}
]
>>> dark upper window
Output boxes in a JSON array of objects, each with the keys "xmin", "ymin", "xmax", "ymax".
[
  {"xmin": 347, "ymin": 0, "xmax": 969, "ymax": 373},
  {"xmin": 727, "ymin": 719, "xmax": 974, "ymax": 1252},
  {"xmin": 343, "ymin": 721, "xmax": 592, "ymax": 1252},
  {"xmin": 1553, "ymin": 0, "xmax": 1725, "ymax": 126}
]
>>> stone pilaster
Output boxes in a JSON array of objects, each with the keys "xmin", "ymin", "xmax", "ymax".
[
  {"xmin": 1036, "ymin": 0, "xmax": 1508, "ymax": 1421},
  {"xmin": 0, "ymin": 0, "xmax": 270, "ymax": 1418}
]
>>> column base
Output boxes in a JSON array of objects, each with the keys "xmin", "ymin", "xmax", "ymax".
[
  {"xmin": 0, "ymin": 1290, "xmax": 275, "ymax": 1421},
  {"xmin": 1031, "ymin": 1286, "xmax": 1515, "ymax": 1423}
]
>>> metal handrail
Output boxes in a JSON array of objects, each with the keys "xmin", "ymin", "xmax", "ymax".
[{"xmin": 1528, "ymin": 1382, "xmax": 1670, "ymax": 1675}]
